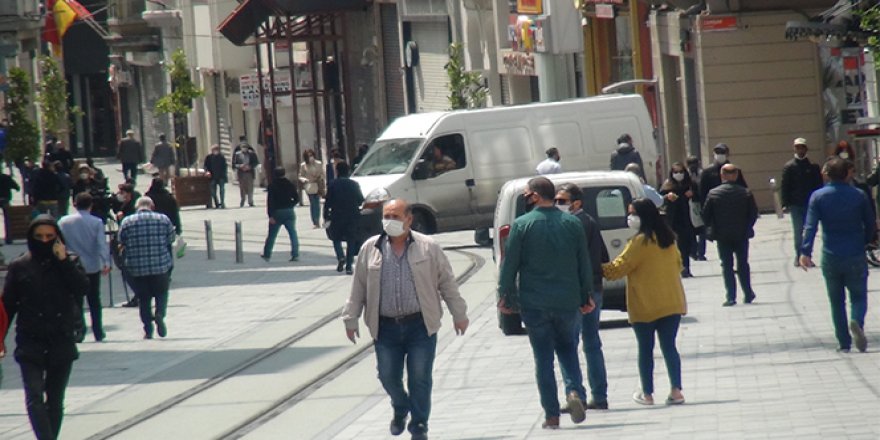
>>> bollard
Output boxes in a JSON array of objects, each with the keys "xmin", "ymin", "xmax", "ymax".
[
  {"xmin": 234, "ymin": 221, "xmax": 244, "ymax": 263},
  {"xmin": 769, "ymin": 178, "xmax": 783, "ymax": 219},
  {"xmin": 205, "ymin": 220, "xmax": 215, "ymax": 260}
]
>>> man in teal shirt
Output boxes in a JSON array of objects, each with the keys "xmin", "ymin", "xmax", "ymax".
[{"xmin": 498, "ymin": 176, "xmax": 594, "ymax": 430}]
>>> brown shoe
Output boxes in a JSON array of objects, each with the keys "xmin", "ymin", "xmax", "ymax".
[
  {"xmin": 542, "ymin": 416, "xmax": 560, "ymax": 430},
  {"xmin": 566, "ymin": 391, "xmax": 586, "ymax": 424}
]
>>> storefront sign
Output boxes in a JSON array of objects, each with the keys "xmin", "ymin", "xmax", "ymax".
[
  {"xmin": 584, "ymin": 0, "xmax": 623, "ymax": 4},
  {"xmin": 502, "ymin": 50, "xmax": 536, "ymax": 76},
  {"xmin": 595, "ymin": 4, "xmax": 615, "ymax": 19},
  {"xmin": 700, "ymin": 16, "xmax": 738, "ymax": 32},
  {"xmin": 239, "ymin": 71, "xmax": 292, "ymax": 111},
  {"xmin": 517, "ymin": 0, "xmax": 543, "ymax": 15}
]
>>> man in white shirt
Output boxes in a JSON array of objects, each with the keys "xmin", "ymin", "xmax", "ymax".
[{"xmin": 536, "ymin": 147, "xmax": 562, "ymax": 175}]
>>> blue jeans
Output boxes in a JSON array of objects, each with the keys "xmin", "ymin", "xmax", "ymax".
[
  {"xmin": 716, "ymin": 239, "xmax": 754, "ymax": 302},
  {"xmin": 789, "ymin": 205, "xmax": 806, "ymax": 260},
  {"xmin": 263, "ymin": 208, "xmax": 299, "ymax": 259},
  {"xmin": 821, "ymin": 253, "xmax": 868, "ymax": 350},
  {"xmin": 565, "ymin": 290, "xmax": 607, "ymax": 403},
  {"xmin": 520, "ymin": 308, "xmax": 585, "ymax": 418},
  {"xmin": 375, "ymin": 319, "xmax": 437, "ymax": 435},
  {"xmin": 307, "ymin": 193, "xmax": 321, "ymax": 226},
  {"xmin": 631, "ymin": 314, "xmax": 682, "ymax": 395},
  {"xmin": 129, "ymin": 272, "xmax": 170, "ymax": 336},
  {"xmin": 332, "ymin": 240, "xmax": 355, "ymax": 270},
  {"xmin": 210, "ymin": 179, "xmax": 226, "ymax": 207}
]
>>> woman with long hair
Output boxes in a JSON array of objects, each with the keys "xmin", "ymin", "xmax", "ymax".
[
  {"xmin": 602, "ymin": 198, "xmax": 688, "ymax": 406},
  {"xmin": 298, "ymin": 149, "xmax": 325, "ymax": 229},
  {"xmin": 660, "ymin": 162, "xmax": 695, "ymax": 278}
]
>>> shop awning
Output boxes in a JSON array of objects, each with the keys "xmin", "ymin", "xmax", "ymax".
[
  {"xmin": 785, "ymin": 0, "xmax": 867, "ymax": 41},
  {"xmin": 218, "ymin": 0, "xmax": 370, "ymax": 46}
]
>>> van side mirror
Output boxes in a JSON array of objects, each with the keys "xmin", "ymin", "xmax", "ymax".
[{"xmin": 412, "ymin": 159, "xmax": 430, "ymax": 180}]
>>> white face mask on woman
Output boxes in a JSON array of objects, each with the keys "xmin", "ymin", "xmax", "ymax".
[
  {"xmin": 672, "ymin": 172, "xmax": 685, "ymax": 182},
  {"xmin": 627, "ymin": 214, "xmax": 641, "ymax": 231},
  {"xmin": 382, "ymin": 219, "xmax": 406, "ymax": 237},
  {"xmin": 839, "ymin": 152, "xmax": 850, "ymax": 160}
]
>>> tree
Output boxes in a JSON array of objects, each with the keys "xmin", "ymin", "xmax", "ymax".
[
  {"xmin": 5, "ymin": 67, "xmax": 40, "ymax": 165},
  {"xmin": 155, "ymin": 48, "xmax": 204, "ymax": 171},
  {"xmin": 445, "ymin": 43, "xmax": 488, "ymax": 110},
  {"xmin": 859, "ymin": 3, "xmax": 880, "ymax": 66},
  {"xmin": 36, "ymin": 55, "xmax": 75, "ymax": 139}
]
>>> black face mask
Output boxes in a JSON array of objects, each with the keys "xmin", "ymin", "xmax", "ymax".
[
  {"xmin": 28, "ymin": 239, "xmax": 55, "ymax": 260},
  {"xmin": 524, "ymin": 194, "xmax": 537, "ymax": 213}
]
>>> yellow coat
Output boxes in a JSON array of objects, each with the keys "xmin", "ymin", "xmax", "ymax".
[{"xmin": 602, "ymin": 234, "xmax": 687, "ymax": 323}]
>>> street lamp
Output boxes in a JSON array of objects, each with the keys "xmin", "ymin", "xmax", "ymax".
[{"xmin": 601, "ymin": 78, "xmax": 667, "ymax": 182}]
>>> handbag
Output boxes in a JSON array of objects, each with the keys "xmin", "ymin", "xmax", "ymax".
[
  {"xmin": 175, "ymin": 236, "xmax": 187, "ymax": 259},
  {"xmin": 689, "ymin": 200, "xmax": 704, "ymax": 228}
]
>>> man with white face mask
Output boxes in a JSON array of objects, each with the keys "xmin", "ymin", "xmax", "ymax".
[
  {"xmin": 342, "ymin": 198, "xmax": 468, "ymax": 440},
  {"xmin": 699, "ymin": 143, "xmax": 748, "ymax": 203},
  {"xmin": 781, "ymin": 137, "xmax": 823, "ymax": 267}
]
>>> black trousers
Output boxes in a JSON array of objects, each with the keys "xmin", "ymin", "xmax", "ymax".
[
  {"xmin": 77, "ymin": 273, "xmax": 104, "ymax": 340},
  {"xmin": 19, "ymin": 359, "xmax": 74, "ymax": 440}
]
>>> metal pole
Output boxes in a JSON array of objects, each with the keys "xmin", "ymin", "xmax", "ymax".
[
  {"xmin": 205, "ymin": 220, "xmax": 215, "ymax": 260},
  {"xmin": 235, "ymin": 221, "xmax": 244, "ymax": 263}
]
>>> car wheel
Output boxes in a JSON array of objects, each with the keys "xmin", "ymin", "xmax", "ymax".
[{"xmin": 411, "ymin": 209, "xmax": 433, "ymax": 234}]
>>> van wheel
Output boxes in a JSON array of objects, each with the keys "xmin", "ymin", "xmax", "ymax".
[{"xmin": 411, "ymin": 210, "xmax": 434, "ymax": 234}]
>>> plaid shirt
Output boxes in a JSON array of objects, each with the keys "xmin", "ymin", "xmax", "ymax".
[{"xmin": 118, "ymin": 209, "xmax": 176, "ymax": 277}]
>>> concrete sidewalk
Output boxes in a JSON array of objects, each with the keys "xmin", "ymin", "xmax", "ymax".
[{"xmin": 314, "ymin": 216, "xmax": 880, "ymax": 439}]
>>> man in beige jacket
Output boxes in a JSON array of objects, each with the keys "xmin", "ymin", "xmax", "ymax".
[{"xmin": 342, "ymin": 198, "xmax": 468, "ymax": 440}]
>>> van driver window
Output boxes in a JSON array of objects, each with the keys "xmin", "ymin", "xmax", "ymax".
[
  {"xmin": 586, "ymin": 187, "xmax": 631, "ymax": 230},
  {"xmin": 422, "ymin": 134, "xmax": 466, "ymax": 177}
]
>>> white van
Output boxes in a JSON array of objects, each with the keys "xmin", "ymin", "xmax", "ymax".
[
  {"xmin": 351, "ymin": 95, "xmax": 658, "ymax": 236},
  {"xmin": 493, "ymin": 171, "xmax": 646, "ymax": 335}
]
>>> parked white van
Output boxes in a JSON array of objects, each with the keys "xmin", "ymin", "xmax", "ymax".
[
  {"xmin": 493, "ymin": 171, "xmax": 646, "ymax": 335},
  {"xmin": 351, "ymin": 95, "xmax": 658, "ymax": 237}
]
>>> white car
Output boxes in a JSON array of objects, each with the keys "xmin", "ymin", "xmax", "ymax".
[{"xmin": 493, "ymin": 171, "xmax": 646, "ymax": 335}]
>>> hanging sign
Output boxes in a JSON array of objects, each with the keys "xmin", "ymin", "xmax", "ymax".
[
  {"xmin": 502, "ymin": 50, "xmax": 536, "ymax": 76},
  {"xmin": 700, "ymin": 16, "xmax": 738, "ymax": 32},
  {"xmin": 239, "ymin": 71, "xmax": 292, "ymax": 111},
  {"xmin": 517, "ymin": 0, "xmax": 543, "ymax": 15},
  {"xmin": 595, "ymin": 4, "xmax": 615, "ymax": 19}
]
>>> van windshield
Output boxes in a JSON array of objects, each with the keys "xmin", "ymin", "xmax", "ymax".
[{"xmin": 352, "ymin": 138, "xmax": 422, "ymax": 176}]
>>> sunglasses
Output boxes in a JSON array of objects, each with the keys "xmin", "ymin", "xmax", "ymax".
[{"xmin": 554, "ymin": 199, "xmax": 571, "ymax": 205}]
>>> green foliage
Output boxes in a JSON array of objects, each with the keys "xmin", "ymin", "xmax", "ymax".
[
  {"xmin": 6, "ymin": 68, "xmax": 40, "ymax": 164},
  {"xmin": 445, "ymin": 43, "xmax": 488, "ymax": 110},
  {"xmin": 36, "ymin": 55, "xmax": 78, "ymax": 138},
  {"xmin": 858, "ymin": 3, "xmax": 880, "ymax": 67},
  {"xmin": 155, "ymin": 48, "xmax": 205, "ymax": 124}
]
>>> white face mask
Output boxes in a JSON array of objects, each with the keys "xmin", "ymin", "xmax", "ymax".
[
  {"xmin": 556, "ymin": 205, "xmax": 569, "ymax": 214},
  {"xmin": 79, "ymin": 173, "xmax": 89, "ymax": 180},
  {"xmin": 308, "ymin": 157, "xmax": 315, "ymax": 164},
  {"xmin": 672, "ymin": 172, "xmax": 685, "ymax": 182},
  {"xmin": 714, "ymin": 153, "xmax": 727, "ymax": 163},
  {"xmin": 627, "ymin": 214, "xmax": 641, "ymax": 231},
  {"xmin": 383, "ymin": 219, "xmax": 406, "ymax": 237},
  {"xmin": 794, "ymin": 153, "xmax": 806, "ymax": 160},
  {"xmin": 116, "ymin": 194, "xmax": 126, "ymax": 202},
  {"xmin": 839, "ymin": 152, "xmax": 850, "ymax": 160}
]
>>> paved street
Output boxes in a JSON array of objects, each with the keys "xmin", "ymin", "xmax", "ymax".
[{"xmin": 0, "ymin": 160, "xmax": 878, "ymax": 439}]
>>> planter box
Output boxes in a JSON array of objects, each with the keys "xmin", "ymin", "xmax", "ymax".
[{"xmin": 173, "ymin": 175, "xmax": 212, "ymax": 207}]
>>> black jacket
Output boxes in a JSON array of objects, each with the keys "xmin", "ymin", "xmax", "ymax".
[
  {"xmin": 30, "ymin": 168, "xmax": 64, "ymax": 202},
  {"xmin": 3, "ymin": 222, "xmax": 89, "ymax": 364},
  {"xmin": 702, "ymin": 182, "xmax": 758, "ymax": 243},
  {"xmin": 573, "ymin": 210, "xmax": 609, "ymax": 291},
  {"xmin": 266, "ymin": 177, "xmax": 299, "ymax": 215},
  {"xmin": 660, "ymin": 180, "xmax": 695, "ymax": 236},
  {"xmin": 0, "ymin": 173, "xmax": 20, "ymax": 201},
  {"xmin": 145, "ymin": 188, "xmax": 182, "ymax": 235},
  {"xmin": 699, "ymin": 162, "xmax": 748, "ymax": 202},
  {"xmin": 203, "ymin": 153, "xmax": 228, "ymax": 183},
  {"xmin": 324, "ymin": 177, "xmax": 364, "ymax": 241},
  {"xmin": 609, "ymin": 143, "xmax": 644, "ymax": 176},
  {"xmin": 49, "ymin": 149, "xmax": 75, "ymax": 174},
  {"xmin": 781, "ymin": 157, "xmax": 822, "ymax": 207}
]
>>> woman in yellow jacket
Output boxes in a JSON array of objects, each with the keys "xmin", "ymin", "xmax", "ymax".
[{"xmin": 603, "ymin": 198, "xmax": 688, "ymax": 406}]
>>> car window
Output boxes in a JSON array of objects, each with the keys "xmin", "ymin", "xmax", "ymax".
[
  {"xmin": 582, "ymin": 186, "xmax": 632, "ymax": 230},
  {"xmin": 421, "ymin": 133, "xmax": 466, "ymax": 178}
]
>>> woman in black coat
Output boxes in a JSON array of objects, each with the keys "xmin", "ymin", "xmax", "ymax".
[
  {"xmin": 660, "ymin": 162, "xmax": 696, "ymax": 278},
  {"xmin": 145, "ymin": 178, "xmax": 182, "ymax": 236}
]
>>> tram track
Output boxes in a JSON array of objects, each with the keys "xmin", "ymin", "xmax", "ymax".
[{"xmin": 85, "ymin": 247, "xmax": 485, "ymax": 440}]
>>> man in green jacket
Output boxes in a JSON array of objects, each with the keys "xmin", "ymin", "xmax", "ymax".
[{"xmin": 498, "ymin": 176, "xmax": 594, "ymax": 430}]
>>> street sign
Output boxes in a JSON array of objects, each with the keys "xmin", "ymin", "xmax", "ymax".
[{"xmin": 239, "ymin": 71, "xmax": 292, "ymax": 111}]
